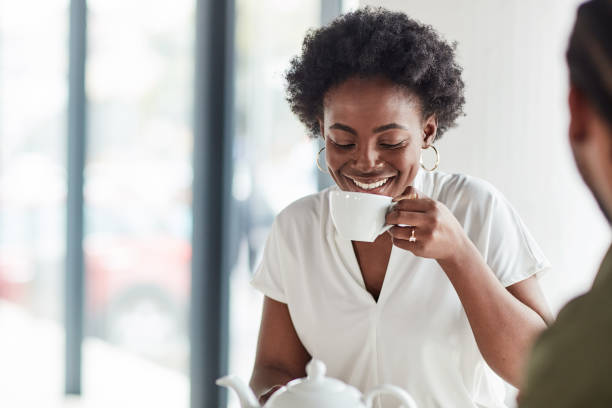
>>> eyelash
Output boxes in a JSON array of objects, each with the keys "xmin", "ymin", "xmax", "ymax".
[
  {"xmin": 331, "ymin": 140, "xmax": 405, "ymax": 150},
  {"xmin": 334, "ymin": 143, "xmax": 354, "ymax": 149},
  {"xmin": 381, "ymin": 142, "xmax": 405, "ymax": 149}
]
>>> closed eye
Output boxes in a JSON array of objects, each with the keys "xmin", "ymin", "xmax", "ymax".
[
  {"xmin": 330, "ymin": 139, "xmax": 355, "ymax": 149},
  {"xmin": 380, "ymin": 141, "xmax": 406, "ymax": 149}
]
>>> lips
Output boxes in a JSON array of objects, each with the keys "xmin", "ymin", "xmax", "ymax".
[
  {"xmin": 352, "ymin": 177, "xmax": 389, "ymax": 190},
  {"xmin": 344, "ymin": 174, "xmax": 396, "ymax": 195}
]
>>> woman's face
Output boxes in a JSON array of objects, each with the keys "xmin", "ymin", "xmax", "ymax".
[{"xmin": 320, "ymin": 76, "xmax": 436, "ymax": 197}]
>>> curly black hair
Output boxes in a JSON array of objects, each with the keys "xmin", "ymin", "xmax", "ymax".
[{"xmin": 285, "ymin": 7, "xmax": 465, "ymax": 140}]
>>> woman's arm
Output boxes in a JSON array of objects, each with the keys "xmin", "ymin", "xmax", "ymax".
[
  {"xmin": 249, "ymin": 296, "xmax": 311, "ymax": 403},
  {"xmin": 387, "ymin": 193, "xmax": 553, "ymax": 388},
  {"xmin": 438, "ymin": 238, "xmax": 552, "ymax": 388}
]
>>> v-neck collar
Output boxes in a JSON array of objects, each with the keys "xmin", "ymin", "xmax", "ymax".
[
  {"xmin": 326, "ymin": 171, "xmax": 424, "ymax": 305},
  {"xmin": 332, "ymin": 228, "xmax": 397, "ymax": 306}
]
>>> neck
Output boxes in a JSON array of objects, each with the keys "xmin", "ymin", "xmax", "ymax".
[{"xmin": 353, "ymin": 232, "xmax": 393, "ymax": 249}]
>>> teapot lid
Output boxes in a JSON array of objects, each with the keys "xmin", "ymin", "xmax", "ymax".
[{"xmin": 267, "ymin": 360, "xmax": 362, "ymax": 408}]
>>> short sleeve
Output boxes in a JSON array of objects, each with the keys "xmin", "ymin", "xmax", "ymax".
[
  {"xmin": 465, "ymin": 181, "xmax": 551, "ymax": 287},
  {"xmin": 250, "ymin": 217, "xmax": 288, "ymax": 303}
]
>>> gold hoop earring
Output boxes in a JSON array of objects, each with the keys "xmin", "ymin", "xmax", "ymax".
[
  {"xmin": 316, "ymin": 146, "xmax": 326, "ymax": 173},
  {"xmin": 420, "ymin": 145, "xmax": 439, "ymax": 172}
]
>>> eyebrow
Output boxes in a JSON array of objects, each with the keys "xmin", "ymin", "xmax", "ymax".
[
  {"xmin": 329, "ymin": 122, "xmax": 408, "ymax": 135},
  {"xmin": 372, "ymin": 123, "xmax": 408, "ymax": 133},
  {"xmin": 329, "ymin": 123, "xmax": 357, "ymax": 135}
]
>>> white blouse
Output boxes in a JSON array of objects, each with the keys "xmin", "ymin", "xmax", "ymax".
[{"xmin": 251, "ymin": 170, "xmax": 550, "ymax": 408}]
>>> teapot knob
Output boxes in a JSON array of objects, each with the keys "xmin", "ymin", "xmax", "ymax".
[{"xmin": 306, "ymin": 359, "xmax": 326, "ymax": 381}]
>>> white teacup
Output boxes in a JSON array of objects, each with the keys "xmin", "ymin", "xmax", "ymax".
[{"xmin": 330, "ymin": 190, "xmax": 396, "ymax": 242}]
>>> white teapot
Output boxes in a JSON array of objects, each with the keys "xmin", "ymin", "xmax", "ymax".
[{"xmin": 217, "ymin": 359, "xmax": 418, "ymax": 408}]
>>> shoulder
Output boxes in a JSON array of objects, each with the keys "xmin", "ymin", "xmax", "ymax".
[
  {"xmin": 273, "ymin": 187, "xmax": 332, "ymax": 235},
  {"xmin": 422, "ymin": 171, "xmax": 499, "ymax": 203},
  {"xmin": 422, "ymin": 171, "xmax": 504, "ymax": 217},
  {"xmin": 553, "ymin": 283, "xmax": 612, "ymax": 334},
  {"xmin": 522, "ymin": 290, "xmax": 612, "ymax": 406},
  {"xmin": 533, "ymin": 293, "xmax": 600, "ymax": 355}
]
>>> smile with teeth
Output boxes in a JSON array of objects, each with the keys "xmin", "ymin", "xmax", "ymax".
[{"xmin": 349, "ymin": 177, "xmax": 390, "ymax": 190}]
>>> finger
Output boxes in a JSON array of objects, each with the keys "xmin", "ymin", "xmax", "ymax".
[
  {"xmin": 388, "ymin": 225, "xmax": 430, "ymax": 241},
  {"xmin": 388, "ymin": 226, "xmax": 415, "ymax": 241},
  {"xmin": 386, "ymin": 210, "xmax": 429, "ymax": 227},
  {"xmin": 392, "ymin": 186, "xmax": 422, "ymax": 202},
  {"xmin": 392, "ymin": 197, "xmax": 436, "ymax": 213},
  {"xmin": 392, "ymin": 235, "xmax": 424, "ymax": 253}
]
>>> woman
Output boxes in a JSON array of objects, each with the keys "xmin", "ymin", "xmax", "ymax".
[{"xmin": 249, "ymin": 8, "xmax": 553, "ymax": 407}]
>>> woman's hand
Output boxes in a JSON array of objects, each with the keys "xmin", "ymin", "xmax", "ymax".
[{"xmin": 385, "ymin": 186, "xmax": 469, "ymax": 262}]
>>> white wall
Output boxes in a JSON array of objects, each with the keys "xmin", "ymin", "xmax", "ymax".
[{"xmin": 359, "ymin": 0, "xmax": 611, "ymax": 312}]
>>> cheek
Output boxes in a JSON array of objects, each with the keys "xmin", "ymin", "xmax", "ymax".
[
  {"xmin": 325, "ymin": 148, "xmax": 348, "ymax": 169},
  {"xmin": 389, "ymin": 147, "xmax": 420, "ymax": 171}
]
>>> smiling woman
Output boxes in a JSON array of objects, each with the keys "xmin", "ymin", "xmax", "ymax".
[
  {"xmin": 248, "ymin": 7, "xmax": 553, "ymax": 408},
  {"xmin": 321, "ymin": 77, "xmax": 430, "ymax": 197}
]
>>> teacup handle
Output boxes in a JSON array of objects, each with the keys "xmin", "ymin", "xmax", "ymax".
[
  {"xmin": 380, "ymin": 201, "xmax": 397, "ymax": 235},
  {"xmin": 363, "ymin": 384, "xmax": 418, "ymax": 408},
  {"xmin": 381, "ymin": 201, "xmax": 409, "ymax": 235}
]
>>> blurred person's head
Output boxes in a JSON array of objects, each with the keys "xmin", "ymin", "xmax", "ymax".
[
  {"xmin": 567, "ymin": 0, "xmax": 612, "ymax": 223},
  {"xmin": 285, "ymin": 7, "xmax": 465, "ymax": 197}
]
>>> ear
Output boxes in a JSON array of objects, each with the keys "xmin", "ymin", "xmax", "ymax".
[
  {"xmin": 318, "ymin": 117, "xmax": 325, "ymax": 141},
  {"xmin": 569, "ymin": 84, "xmax": 588, "ymax": 145},
  {"xmin": 422, "ymin": 114, "xmax": 438, "ymax": 146}
]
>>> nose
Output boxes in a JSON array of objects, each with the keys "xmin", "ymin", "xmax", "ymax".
[{"xmin": 353, "ymin": 143, "xmax": 381, "ymax": 171}]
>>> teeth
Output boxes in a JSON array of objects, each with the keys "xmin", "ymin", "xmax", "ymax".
[{"xmin": 351, "ymin": 177, "xmax": 389, "ymax": 190}]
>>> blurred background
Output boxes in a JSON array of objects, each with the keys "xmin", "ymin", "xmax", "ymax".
[{"xmin": 0, "ymin": 0, "xmax": 608, "ymax": 407}]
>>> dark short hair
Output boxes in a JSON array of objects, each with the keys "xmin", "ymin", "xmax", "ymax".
[
  {"xmin": 567, "ymin": 0, "xmax": 612, "ymax": 127},
  {"xmin": 285, "ymin": 7, "xmax": 465, "ymax": 140}
]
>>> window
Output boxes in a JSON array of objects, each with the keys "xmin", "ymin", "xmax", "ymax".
[
  {"xmin": 0, "ymin": 0, "xmax": 69, "ymax": 402},
  {"xmin": 82, "ymin": 0, "xmax": 194, "ymax": 403},
  {"xmin": 228, "ymin": 0, "xmax": 320, "ymax": 406}
]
